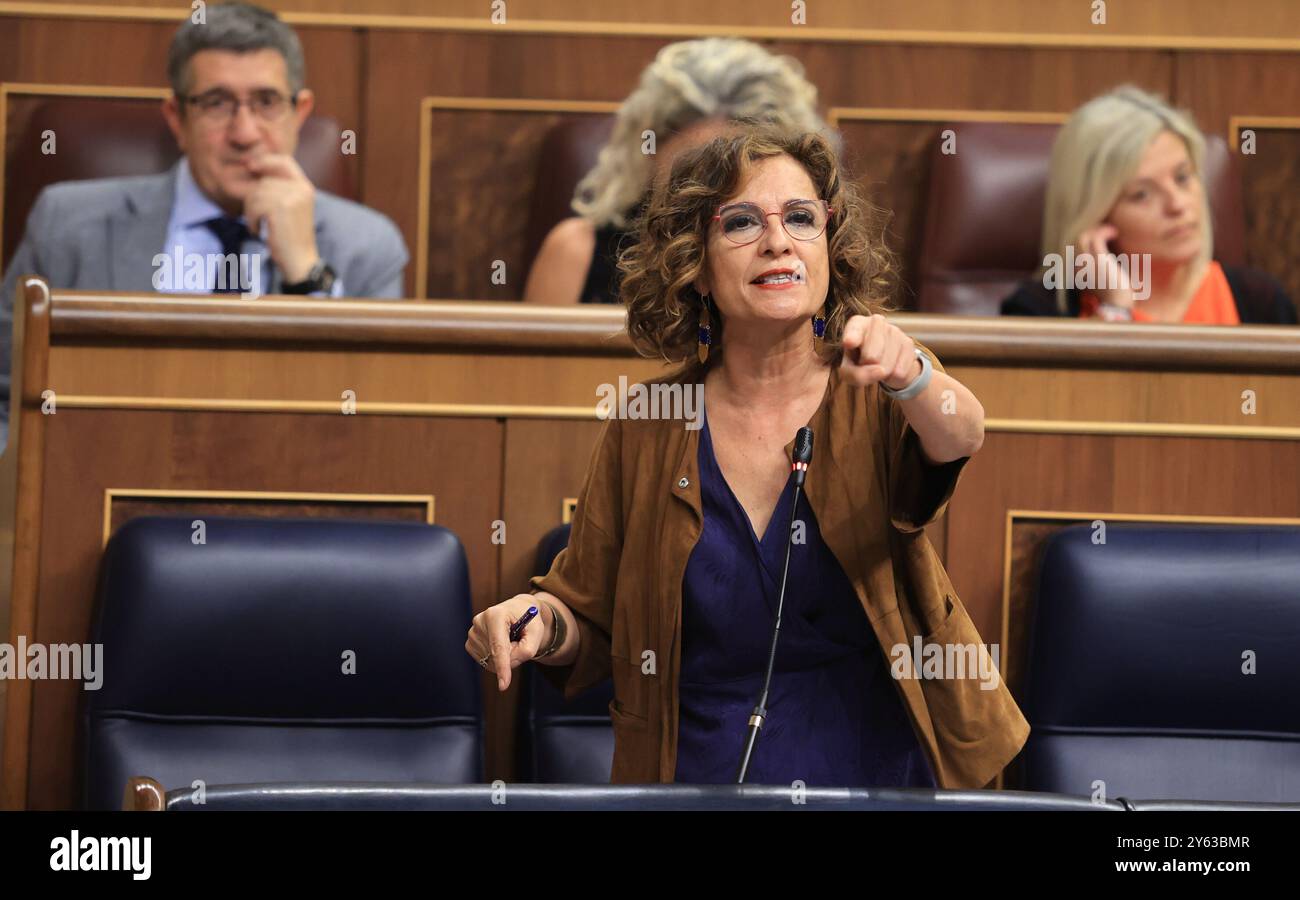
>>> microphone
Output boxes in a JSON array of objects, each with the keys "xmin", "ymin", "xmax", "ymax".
[
  {"xmin": 791, "ymin": 426, "xmax": 813, "ymax": 487},
  {"xmin": 736, "ymin": 426, "xmax": 814, "ymax": 784}
]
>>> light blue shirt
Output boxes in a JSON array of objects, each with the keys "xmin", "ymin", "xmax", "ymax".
[{"xmin": 159, "ymin": 157, "xmax": 344, "ymax": 297}]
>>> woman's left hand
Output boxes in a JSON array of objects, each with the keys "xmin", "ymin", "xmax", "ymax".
[{"xmin": 839, "ymin": 314, "xmax": 922, "ymax": 391}]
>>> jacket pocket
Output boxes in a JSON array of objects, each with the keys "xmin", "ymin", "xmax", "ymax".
[
  {"xmin": 922, "ymin": 591, "xmax": 958, "ymax": 642},
  {"xmin": 610, "ymin": 655, "xmax": 650, "ymax": 724},
  {"xmin": 918, "ymin": 593, "xmax": 998, "ymax": 697},
  {"xmin": 607, "ymin": 676, "xmax": 653, "ymax": 784},
  {"xmin": 608, "ymin": 696, "xmax": 649, "ymax": 730},
  {"xmin": 914, "ymin": 593, "xmax": 1029, "ymax": 788}
]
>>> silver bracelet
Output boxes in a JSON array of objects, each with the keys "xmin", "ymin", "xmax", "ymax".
[{"xmin": 881, "ymin": 348, "xmax": 932, "ymax": 401}]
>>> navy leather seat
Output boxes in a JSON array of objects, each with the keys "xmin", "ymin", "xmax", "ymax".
[
  {"xmin": 84, "ymin": 515, "xmax": 483, "ymax": 810},
  {"xmin": 1019, "ymin": 523, "xmax": 1300, "ymax": 802},
  {"xmin": 515, "ymin": 523, "xmax": 615, "ymax": 783}
]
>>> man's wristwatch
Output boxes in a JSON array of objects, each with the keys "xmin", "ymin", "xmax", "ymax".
[{"xmin": 281, "ymin": 259, "xmax": 337, "ymax": 295}]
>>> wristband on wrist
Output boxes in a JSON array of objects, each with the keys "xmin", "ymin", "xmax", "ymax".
[
  {"xmin": 533, "ymin": 600, "xmax": 565, "ymax": 660},
  {"xmin": 880, "ymin": 348, "xmax": 933, "ymax": 401}
]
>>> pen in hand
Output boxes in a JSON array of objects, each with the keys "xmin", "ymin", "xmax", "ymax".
[{"xmin": 508, "ymin": 606, "xmax": 539, "ymax": 643}]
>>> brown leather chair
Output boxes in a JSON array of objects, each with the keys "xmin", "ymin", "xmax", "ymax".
[
  {"xmin": 915, "ymin": 122, "xmax": 1245, "ymax": 316},
  {"xmin": 3, "ymin": 95, "xmax": 354, "ymax": 268},
  {"xmin": 520, "ymin": 115, "xmax": 615, "ymax": 284}
]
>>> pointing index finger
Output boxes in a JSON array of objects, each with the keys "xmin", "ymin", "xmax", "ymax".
[{"xmin": 841, "ymin": 315, "xmax": 864, "ymax": 351}]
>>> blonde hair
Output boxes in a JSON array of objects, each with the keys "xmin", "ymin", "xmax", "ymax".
[
  {"xmin": 1041, "ymin": 85, "xmax": 1213, "ymax": 313},
  {"xmin": 572, "ymin": 37, "xmax": 836, "ymax": 229}
]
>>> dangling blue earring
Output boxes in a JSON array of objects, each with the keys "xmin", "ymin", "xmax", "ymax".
[
  {"xmin": 697, "ymin": 295, "xmax": 712, "ymax": 364},
  {"xmin": 812, "ymin": 305, "xmax": 827, "ymax": 346}
]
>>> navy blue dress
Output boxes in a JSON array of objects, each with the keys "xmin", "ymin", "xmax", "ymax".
[{"xmin": 673, "ymin": 407, "xmax": 936, "ymax": 787}]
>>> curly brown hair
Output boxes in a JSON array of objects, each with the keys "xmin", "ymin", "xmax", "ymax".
[{"xmin": 618, "ymin": 122, "xmax": 898, "ymax": 365}]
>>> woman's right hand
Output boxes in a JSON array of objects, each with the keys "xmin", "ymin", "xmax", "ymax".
[
  {"xmin": 465, "ymin": 593, "xmax": 551, "ymax": 692},
  {"xmin": 1077, "ymin": 224, "xmax": 1138, "ymax": 315}
]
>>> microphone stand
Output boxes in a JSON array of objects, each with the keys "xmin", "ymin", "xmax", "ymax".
[{"xmin": 736, "ymin": 426, "xmax": 813, "ymax": 784}]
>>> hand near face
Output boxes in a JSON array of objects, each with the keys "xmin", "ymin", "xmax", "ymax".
[
  {"xmin": 243, "ymin": 153, "xmax": 319, "ymax": 283},
  {"xmin": 1076, "ymin": 223, "xmax": 1138, "ymax": 312},
  {"xmin": 839, "ymin": 313, "xmax": 922, "ymax": 391}
]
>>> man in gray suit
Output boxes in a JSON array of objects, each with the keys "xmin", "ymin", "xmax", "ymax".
[{"xmin": 0, "ymin": 2, "xmax": 409, "ymax": 449}]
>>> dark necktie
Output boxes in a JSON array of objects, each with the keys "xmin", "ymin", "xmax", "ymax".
[{"xmin": 203, "ymin": 215, "xmax": 251, "ymax": 294}]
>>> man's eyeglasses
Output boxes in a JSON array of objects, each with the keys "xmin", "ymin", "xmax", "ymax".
[
  {"xmin": 713, "ymin": 199, "xmax": 833, "ymax": 245},
  {"xmin": 179, "ymin": 89, "xmax": 297, "ymax": 124}
]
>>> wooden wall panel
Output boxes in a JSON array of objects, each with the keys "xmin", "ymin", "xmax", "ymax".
[
  {"xmin": 4, "ymin": 15, "xmax": 1297, "ymax": 305},
  {"xmin": 23, "ymin": 408, "xmax": 504, "ymax": 809},
  {"xmin": 943, "ymin": 431, "xmax": 1300, "ymax": 673},
  {"xmin": 382, "ymin": 36, "xmax": 1177, "ymax": 299},
  {"xmin": 6, "ymin": 295, "xmax": 1300, "ymax": 805},
  {"xmin": 46, "ymin": 345, "xmax": 670, "ymax": 409},
  {"xmin": 6, "ymin": 0, "xmax": 1300, "ymax": 43},
  {"xmin": 781, "ymin": 43, "xmax": 1174, "ymax": 111},
  {"xmin": 491, "ymin": 416, "xmax": 604, "ymax": 780},
  {"xmin": 1003, "ymin": 518, "xmax": 1067, "ymax": 696},
  {"xmin": 836, "ymin": 120, "xmax": 936, "ymax": 306},
  {"xmin": 952, "ymin": 366, "xmax": 1300, "ymax": 428},
  {"xmin": 1233, "ymin": 126, "xmax": 1300, "ymax": 310},
  {"xmin": 1175, "ymin": 50, "xmax": 1300, "ymax": 129},
  {"xmin": 0, "ymin": 18, "xmax": 361, "ymax": 122},
  {"xmin": 363, "ymin": 30, "xmax": 668, "ymax": 297},
  {"xmin": 421, "ymin": 107, "xmax": 613, "ymax": 300},
  {"xmin": 1176, "ymin": 52, "xmax": 1300, "ymax": 309},
  {"xmin": 500, "ymin": 418, "xmax": 604, "ymax": 601},
  {"xmin": 105, "ymin": 494, "xmax": 433, "ymax": 546},
  {"xmin": 0, "ymin": 18, "xmax": 175, "ymax": 86}
]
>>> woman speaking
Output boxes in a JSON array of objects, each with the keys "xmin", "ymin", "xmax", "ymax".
[{"xmin": 467, "ymin": 124, "xmax": 1029, "ymax": 789}]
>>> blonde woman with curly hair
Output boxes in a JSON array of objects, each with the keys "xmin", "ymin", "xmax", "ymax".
[
  {"xmin": 470, "ymin": 125, "xmax": 1028, "ymax": 789},
  {"xmin": 523, "ymin": 37, "xmax": 835, "ymax": 306},
  {"xmin": 1002, "ymin": 84, "xmax": 1295, "ymax": 324}
]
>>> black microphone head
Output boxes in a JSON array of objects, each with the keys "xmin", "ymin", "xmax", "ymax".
[{"xmin": 793, "ymin": 426, "xmax": 814, "ymax": 464}]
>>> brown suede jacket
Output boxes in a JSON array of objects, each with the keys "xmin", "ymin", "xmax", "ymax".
[{"xmin": 531, "ymin": 341, "xmax": 1030, "ymax": 788}]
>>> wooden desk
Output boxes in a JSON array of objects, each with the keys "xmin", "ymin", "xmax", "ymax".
[{"xmin": 3, "ymin": 280, "xmax": 1299, "ymax": 808}]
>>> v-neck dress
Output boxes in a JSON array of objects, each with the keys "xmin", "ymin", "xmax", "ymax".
[{"xmin": 673, "ymin": 406, "xmax": 937, "ymax": 787}]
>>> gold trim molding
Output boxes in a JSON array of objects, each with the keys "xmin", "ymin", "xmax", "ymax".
[
  {"xmin": 1, "ymin": 4, "xmax": 1298, "ymax": 52},
  {"xmin": 46, "ymin": 397, "xmax": 1300, "ymax": 438},
  {"xmin": 59, "ymin": 395, "xmax": 606, "ymax": 419},
  {"xmin": 102, "ymin": 487, "xmax": 436, "ymax": 548},
  {"xmin": 828, "ymin": 107, "xmax": 1067, "ymax": 127},
  {"xmin": 1228, "ymin": 115, "xmax": 1300, "ymax": 148}
]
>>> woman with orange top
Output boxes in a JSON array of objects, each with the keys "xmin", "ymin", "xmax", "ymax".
[{"xmin": 1001, "ymin": 85, "xmax": 1295, "ymax": 325}]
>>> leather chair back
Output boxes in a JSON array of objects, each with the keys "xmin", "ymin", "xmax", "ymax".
[
  {"xmin": 83, "ymin": 515, "xmax": 481, "ymax": 809},
  {"xmin": 1019, "ymin": 523, "xmax": 1300, "ymax": 802}
]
